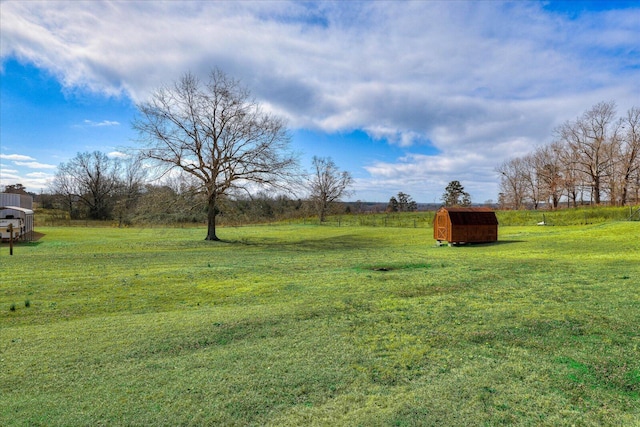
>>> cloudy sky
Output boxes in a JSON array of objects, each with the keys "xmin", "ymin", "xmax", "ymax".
[{"xmin": 1, "ymin": 1, "xmax": 638, "ymax": 203}]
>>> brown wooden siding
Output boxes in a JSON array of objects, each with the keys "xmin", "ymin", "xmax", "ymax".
[{"xmin": 433, "ymin": 207, "xmax": 498, "ymax": 244}]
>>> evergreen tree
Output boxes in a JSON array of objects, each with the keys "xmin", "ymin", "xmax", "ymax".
[
  {"xmin": 387, "ymin": 196, "xmax": 399, "ymax": 212},
  {"xmin": 442, "ymin": 181, "xmax": 471, "ymax": 206}
]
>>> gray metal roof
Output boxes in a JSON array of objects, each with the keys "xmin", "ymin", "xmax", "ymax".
[{"xmin": 0, "ymin": 206, "xmax": 35, "ymax": 215}]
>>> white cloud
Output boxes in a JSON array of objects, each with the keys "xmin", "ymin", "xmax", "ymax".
[
  {"xmin": 14, "ymin": 161, "xmax": 57, "ymax": 169},
  {"xmin": 0, "ymin": 168, "xmax": 54, "ymax": 193},
  {"xmin": 0, "ymin": 153, "xmax": 36, "ymax": 161},
  {"xmin": 83, "ymin": 119, "xmax": 120, "ymax": 127},
  {"xmin": 0, "ymin": 153, "xmax": 56, "ymax": 191},
  {"xmin": 1, "ymin": 1, "xmax": 638, "ymax": 201},
  {"xmin": 26, "ymin": 172, "xmax": 53, "ymax": 178},
  {"xmin": 0, "ymin": 170, "xmax": 21, "ymax": 181},
  {"xmin": 107, "ymin": 151, "xmax": 129, "ymax": 159}
]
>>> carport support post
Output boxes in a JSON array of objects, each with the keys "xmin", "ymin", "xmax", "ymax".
[{"xmin": 8, "ymin": 223, "xmax": 13, "ymax": 256}]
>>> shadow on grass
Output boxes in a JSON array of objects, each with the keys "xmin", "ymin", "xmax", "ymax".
[
  {"xmin": 442, "ymin": 240, "xmax": 524, "ymax": 247},
  {"xmin": 223, "ymin": 233, "xmax": 388, "ymax": 251},
  {"xmin": 486, "ymin": 240, "xmax": 525, "ymax": 245},
  {"xmin": 0, "ymin": 241, "xmax": 45, "ymax": 247},
  {"xmin": 0, "ymin": 230, "xmax": 46, "ymax": 246}
]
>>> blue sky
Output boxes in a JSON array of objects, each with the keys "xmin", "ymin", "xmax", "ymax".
[{"xmin": 1, "ymin": 1, "xmax": 638, "ymax": 203}]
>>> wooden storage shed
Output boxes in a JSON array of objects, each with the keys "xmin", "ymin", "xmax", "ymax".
[{"xmin": 434, "ymin": 207, "xmax": 498, "ymax": 245}]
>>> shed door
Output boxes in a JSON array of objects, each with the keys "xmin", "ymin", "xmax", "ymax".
[{"xmin": 436, "ymin": 214, "xmax": 448, "ymax": 240}]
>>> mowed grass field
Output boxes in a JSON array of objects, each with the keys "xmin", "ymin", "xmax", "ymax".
[{"xmin": 1, "ymin": 221, "xmax": 639, "ymax": 426}]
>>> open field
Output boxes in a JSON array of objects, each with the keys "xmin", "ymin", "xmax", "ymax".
[
  {"xmin": 1, "ymin": 220, "xmax": 639, "ymax": 426},
  {"xmin": 35, "ymin": 205, "xmax": 639, "ymax": 229}
]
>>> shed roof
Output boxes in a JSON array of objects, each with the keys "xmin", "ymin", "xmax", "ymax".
[
  {"xmin": 438, "ymin": 207, "xmax": 498, "ymax": 226},
  {"xmin": 0, "ymin": 206, "xmax": 35, "ymax": 215}
]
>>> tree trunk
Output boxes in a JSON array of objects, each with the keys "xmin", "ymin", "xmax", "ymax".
[
  {"xmin": 317, "ymin": 199, "xmax": 327, "ymax": 222},
  {"xmin": 205, "ymin": 194, "xmax": 220, "ymax": 241},
  {"xmin": 621, "ymin": 170, "xmax": 632, "ymax": 206},
  {"xmin": 621, "ymin": 185, "xmax": 628, "ymax": 207},
  {"xmin": 593, "ymin": 177, "xmax": 601, "ymax": 205}
]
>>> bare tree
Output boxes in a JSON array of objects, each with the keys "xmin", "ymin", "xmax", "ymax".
[
  {"xmin": 113, "ymin": 156, "xmax": 147, "ymax": 226},
  {"xmin": 496, "ymin": 158, "xmax": 527, "ymax": 209},
  {"xmin": 557, "ymin": 101, "xmax": 617, "ymax": 205},
  {"xmin": 49, "ymin": 171, "xmax": 77, "ymax": 218},
  {"xmin": 133, "ymin": 69, "xmax": 298, "ymax": 240},
  {"xmin": 521, "ymin": 153, "xmax": 543, "ymax": 209},
  {"xmin": 618, "ymin": 107, "xmax": 640, "ymax": 206},
  {"xmin": 308, "ymin": 156, "xmax": 353, "ymax": 222},
  {"xmin": 133, "ymin": 177, "xmax": 207, "ymax": 225},
  {"xmin": 533, "ymin": 143, "xmax": 564, "ymax": 209},
  {"xmin": 555, "ymin": 141, "xmax": 583, "ymax": 207},
  {"xmin": 497, "ymin": 102, "xmax": 638, "ymax": 208},
  {"xmin": 51, "ymin": 151, "xmax": 121, "ymax": 219},
  {"xmin": 633, "ymin": 171, "xmax": 640, "ymax": 204}
]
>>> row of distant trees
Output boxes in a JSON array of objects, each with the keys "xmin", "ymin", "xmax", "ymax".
[
  {"xmin": 50, "ymin": 151, "xmax": 145, "ymax": 224},
  {"xmin": 44, "ymin": 151, "xmax": 355, "ymax": 228},
  {"xmin": 387, "ymin": 192, "xmax": 418, "ymax": 212},
  {"xmin": 497, "ymin": 101, "xmax": 640, "ymax": 209},
  {"xmin": 41, "ymin": 173, "xmax": 471, "ymax": 228},
  {"xmin": 385, "ymin": 181, "xmax": 472, "ymax": 213},
  {"xmin": 41, "ymin": 70, "xmax": 356, "ymax": 239}
]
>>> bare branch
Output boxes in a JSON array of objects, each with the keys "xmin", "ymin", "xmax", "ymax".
[{"xmin": 133, "ymin": 69, "xmax": 299, "ymax": 240}]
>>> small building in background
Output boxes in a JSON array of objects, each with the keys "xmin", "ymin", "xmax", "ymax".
[
  {"xmin": 434, "ymin": 207, "xmax": 498, "ymax": 245},
  {"xmin": 0, "ymin": 193, "xmax": 35, "ymax": 241},
  {"xmin": 0, "ymin": 192, "xmax": 33, "ymax": 210}
]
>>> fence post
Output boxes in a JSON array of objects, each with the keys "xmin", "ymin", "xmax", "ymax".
[{"xmin": 8, "ymin": 223, "xmax": 14, "ymax": 256}]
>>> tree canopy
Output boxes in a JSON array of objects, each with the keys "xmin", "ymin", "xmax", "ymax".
[
  {"xmin": 498, "ymin": 102, "xmax": 639, "ymax": 209},
  {"xmin": 387, "ymin": 192, "xmax": 417, "ymax": 212},
  {"xmin": 133, "ymin": 69, "xmax": 298, "ymax": 240},
  {"xmin": 442, "ymin": 181, "xmax": 471, "ymax": 207},
  {"xmin": 308, "ymin": 156, "xmax": 353, "ymax": 222}
]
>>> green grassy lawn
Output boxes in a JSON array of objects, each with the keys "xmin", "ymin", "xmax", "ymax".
[{"xmin": 1, "ymin": 221, "xmax": 639, "ymax": 426}]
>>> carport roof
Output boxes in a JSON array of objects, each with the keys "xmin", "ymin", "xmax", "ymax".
[{"xmin": 0, "ymin": 206, "xmax": 35, "ymax": 215}]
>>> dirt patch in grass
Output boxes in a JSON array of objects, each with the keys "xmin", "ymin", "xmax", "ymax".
[{"xmin": 366, "ymin": 263, "xmax": 431, "ymax": 272}]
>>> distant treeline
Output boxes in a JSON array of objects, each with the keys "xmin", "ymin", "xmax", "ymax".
[
  {"xmin": 497, "ymin": 102, "xmax": 639, "ymax": 209},
  {"xmin": 35, "ymin": 205, "xmax": 639, "ymax": 229}
]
